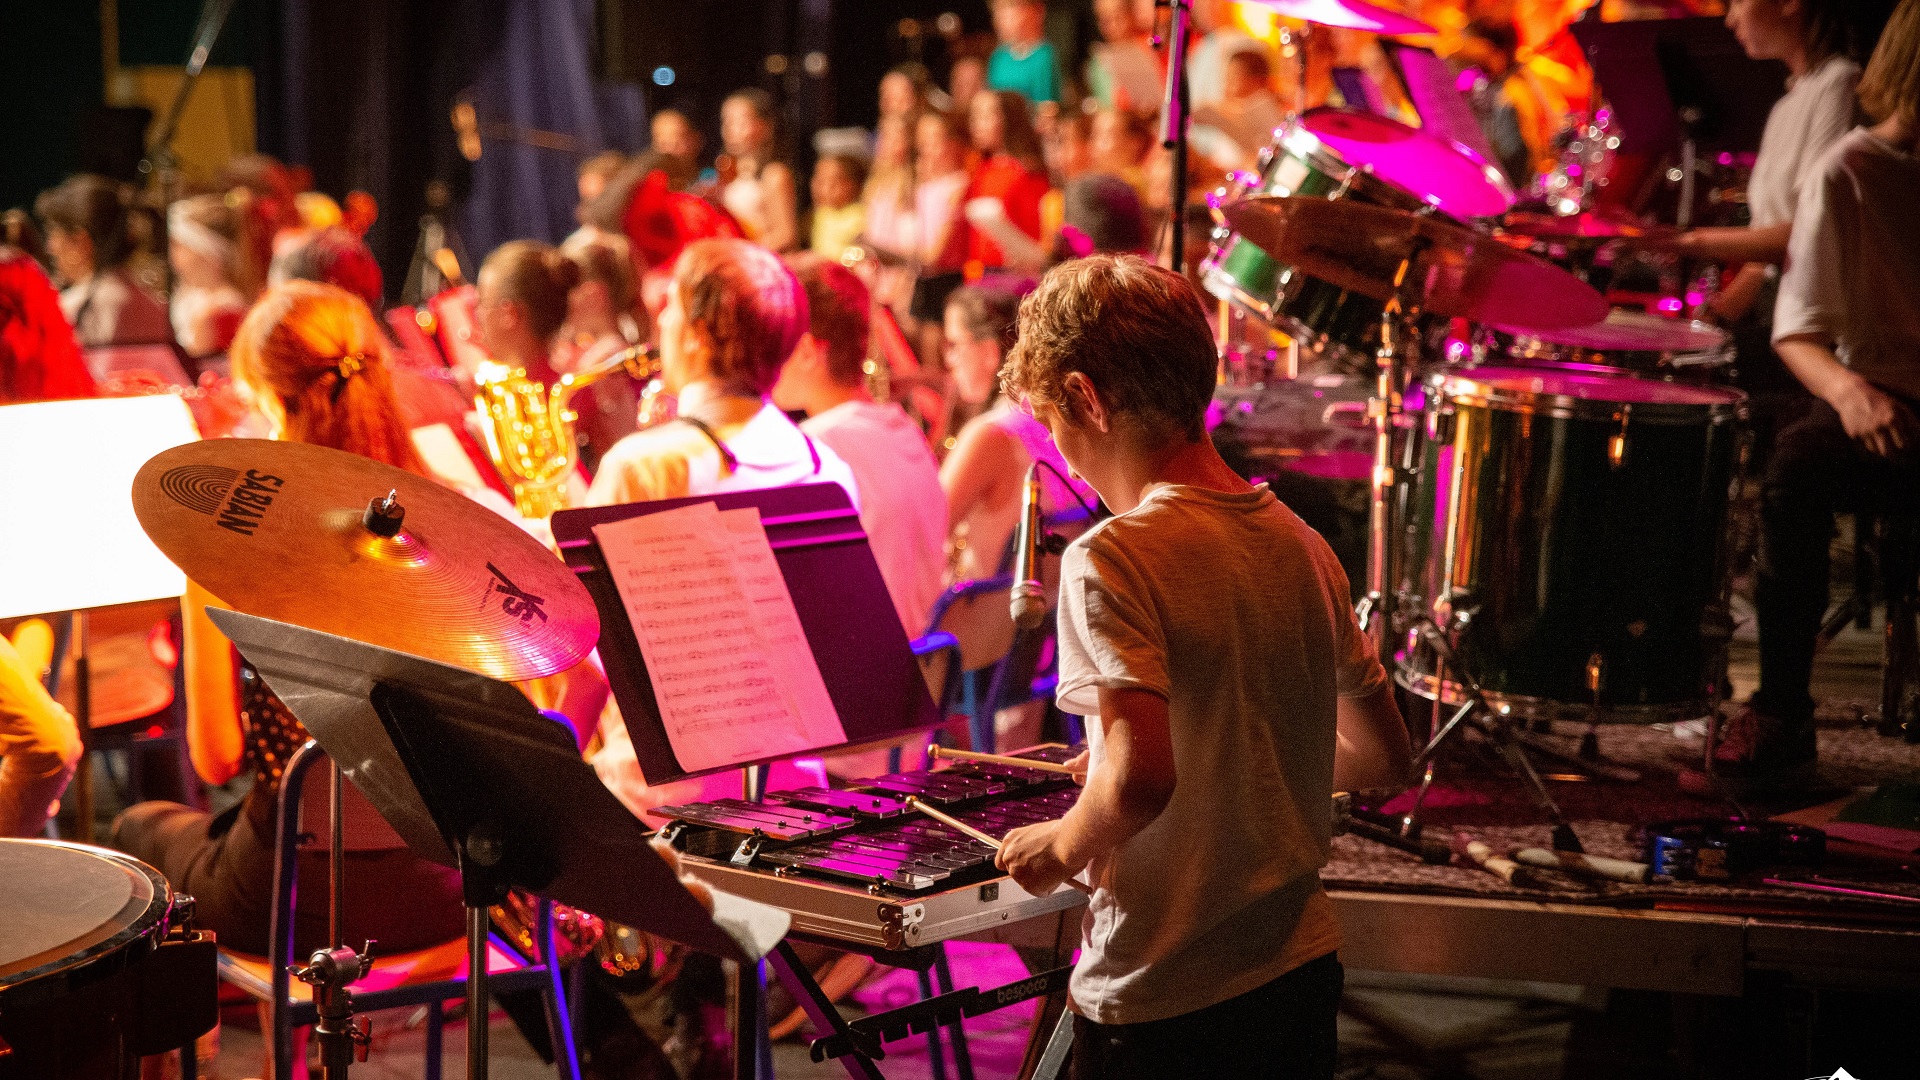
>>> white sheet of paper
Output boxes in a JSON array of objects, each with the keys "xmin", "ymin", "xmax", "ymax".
[
  {"xmin": 717, "ymin": 507, "xmax": 844, "ymax": 747},
  {"xmin": 593, "ymin": 502, "xmax": 844, "ymax": 772}
]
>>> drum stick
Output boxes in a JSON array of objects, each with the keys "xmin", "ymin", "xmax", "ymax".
[
  {"xmin": 903, "ymin": 796, "xmax": 1093, "ymax": 895},
  {"xmin": 1451, "ymin": 832, "xmax": 1534, "ymax": 886},
  {"xmin": 1512, "ymin": 847, "xmax": 1650, "ymax": 884},
  {"xmin": 928, "ymin": 746, "xmax": 1081, "ymax": 775}
]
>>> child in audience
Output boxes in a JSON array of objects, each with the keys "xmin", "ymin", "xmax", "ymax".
[
  {"xmin": 909, "ymin": 110, "xmax": 975, "ymax": 367},
  {"xmin": 809, "ymin": 153, "xmax": 869, "ymax": 261},
  {"xmin": 987, "ymin": 0, "xmax": 1062, "ymax": 106}
]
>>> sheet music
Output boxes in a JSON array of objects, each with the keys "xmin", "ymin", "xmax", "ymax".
[
  {"xmin": 718, "ymin": 507, "xmax": 844, "ymax": 743},
  {"xmin": 593, "ymin": 502, "xmax": 845, "ymax": 772}
]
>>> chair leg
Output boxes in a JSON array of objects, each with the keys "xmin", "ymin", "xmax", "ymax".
[
  {"xmin": 537, "ymin": 901, "xmax": 581, "ymax": 1080},
  {"xmin": 426, "ymin": 1000, "xmax": 444, "ymax": 1080}
]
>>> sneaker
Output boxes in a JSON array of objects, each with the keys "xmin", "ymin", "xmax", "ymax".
[{"xmin": 1677, "ymin": 704, "xmax": 1818, "ymax": 798}]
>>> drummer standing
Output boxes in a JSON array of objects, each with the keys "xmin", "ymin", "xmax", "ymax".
[
  {"xmin": 992, "ymin": 255, "xmax": 1410, "ymax": 1079},
  {"xmin": 1686, "ymin": 0, "xmax": 1920, "ymax": 796}
]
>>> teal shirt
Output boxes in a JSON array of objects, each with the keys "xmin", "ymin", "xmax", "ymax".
[{"xmin": 987, "ymin": 41, "xmax": 1061, "ymax": 105}]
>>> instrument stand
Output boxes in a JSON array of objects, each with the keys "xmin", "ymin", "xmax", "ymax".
[
  {"xmin": 1155, "ymin": 0, "xmax": 1195, "ymax": 271},
  {"xmin": 292, "ymin": 760, "xmax": 377, "ymax": 1078},
  {"xmin": 767, "ymin": 936, "xmax": 1074, "ymax": 1080},
  {"xmin": 1394, "ymin": 617, "xmax": 1585, "ymax": 853},
  {"xmin": 207, "ymin": 608, "xmax": 785, "ymax": 1080}
]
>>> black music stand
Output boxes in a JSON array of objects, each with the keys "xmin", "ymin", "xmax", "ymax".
[
  {"xmin": 551, "ymin": 482, "xmax": 943, "ymax": 785},
  {"xmin": 208, "ymin": 608, "xmax": 789, "ymax": 1080}
]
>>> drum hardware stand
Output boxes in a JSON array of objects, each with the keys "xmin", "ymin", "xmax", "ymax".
[
  {"xmin": 1153, "ymin": 0, "xmax": 1195, "ymax": 271},
  {"xmin": 1395, "ymin": 616, "xmax": 1587, "ymax": 852},
  {"xmin": 287, "ymin": 758, "xmax": 379, "ymax": 1077},
  {"xmin": 1358, "ymin": 245, "xmax": 1427, "ymax": 663}
]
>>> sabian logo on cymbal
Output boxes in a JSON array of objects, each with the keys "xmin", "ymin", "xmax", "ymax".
[{"xmin": 159, "ymin": 465, "xmax": 285, "ymax": 536}]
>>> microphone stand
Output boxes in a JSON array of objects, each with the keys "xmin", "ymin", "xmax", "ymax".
[{"xmin": 1157, "ymin": 0, "xmax": 1196, "ymax": 273}]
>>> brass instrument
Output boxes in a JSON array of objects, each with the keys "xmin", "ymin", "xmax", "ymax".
[{"xmin": 473, "ymin": 344, "xmax": 663, "ymax": 518}]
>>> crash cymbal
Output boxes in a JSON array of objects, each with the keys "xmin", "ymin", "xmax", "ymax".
[
  {"xmin": 1249, "ymin": 0, "xmax": 1434, "ymax": 34},
  {"xmin": 1219, "ymin": 196, "xmax": 1610, "ymax": 331},
  {"xmin": 133, "ymin": 439, "xmax": 597, "ymax": 680}
]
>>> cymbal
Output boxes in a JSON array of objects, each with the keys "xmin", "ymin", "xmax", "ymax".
[
  {"xmin": 1219, "ymin": 196, "xmax": 1610, "ymax": 331},
  {"xmin": 1247, "ymin": 0, "xmax": 1434, "ymax": 35},
  {"xmin": 133, "ymin": 439, "xmax": 598, "ymax": 681}
]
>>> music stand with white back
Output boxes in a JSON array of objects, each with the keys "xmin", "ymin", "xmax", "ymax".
[{"xmin": 0, "ymin": 394, "xmax": 201, "ymax": 838}]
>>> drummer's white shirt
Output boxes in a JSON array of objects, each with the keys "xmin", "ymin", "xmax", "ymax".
[
  {"xmin": 1746, "ymin": 55, "xmax": 1860, "ymax": 230},
  {"xmin": 1054, "ymin": 483, "xmax": 1386, "ymax": 1026}
]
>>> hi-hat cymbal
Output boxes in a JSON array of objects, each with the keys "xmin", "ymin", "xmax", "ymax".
[
  {"xmin": 1248, "ymin": 0, "xmax": 1434, "ymax": 35},
  {"xmin": 1220, "ymin": 196, "xmax": 1610, "ymax": 331},
  {"xmin": 133, "ymin": 439, "xmax": 598, "ymax": 681}
]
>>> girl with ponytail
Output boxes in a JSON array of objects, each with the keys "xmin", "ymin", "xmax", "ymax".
[
  {"xmin": 110, "ymin": 279, "xmax": 468, "ymax": 956},
  {"xmin": 228, "ymin": 279, "xmax": 428, "ymax": 475},
  {"xmin": 474, "ymin": 238, "xmax": 582, "ymax": 387}
]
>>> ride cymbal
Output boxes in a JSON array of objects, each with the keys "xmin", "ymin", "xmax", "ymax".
[
  {"xmin": 1220, "ymin": 196, "xmax": 1610, "ymax": 331},
  {"xmin": 133, "ymin": 439, "xmax": 598, "ymax": 680}
]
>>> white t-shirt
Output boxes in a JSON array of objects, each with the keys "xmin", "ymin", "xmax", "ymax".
[
  {"xmin": 1056, "ymin": 483, "xmax": 1387, "ymax": 1025},
  {"xmin": 1774, "ymin": 128, "xmax": 1920, "ymax": 402},
  {"xmin": 801, "ymin": 400, "xmax": 948, "ymax": 636},
  {"xmin": 1747, "ymin": 56, "xmax": 1860, "ymax": 230}
]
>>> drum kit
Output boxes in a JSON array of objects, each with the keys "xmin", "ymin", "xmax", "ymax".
[{"xmin": 1201, "ymin": 77, "xmax": 1747, "ymax": 847}]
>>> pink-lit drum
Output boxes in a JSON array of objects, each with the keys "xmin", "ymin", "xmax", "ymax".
[{"xmin": 1203, "ymin": 109, "xmax": 1513, "ymax": 367}]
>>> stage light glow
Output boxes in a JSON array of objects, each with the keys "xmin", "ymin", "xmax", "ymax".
[{"xmin": 652, "ymin": 66, "xmax": 676, "ymax": 86}]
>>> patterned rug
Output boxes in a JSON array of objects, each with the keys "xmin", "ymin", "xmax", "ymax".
[{"xmin": 1326, "ymin": 718, "xmax": 1920, "ymax": 919}]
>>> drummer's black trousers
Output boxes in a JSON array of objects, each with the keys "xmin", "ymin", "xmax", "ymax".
[{"xmin": 1755, "ymin": 395, "xmax": 1920, "ymax": 722}]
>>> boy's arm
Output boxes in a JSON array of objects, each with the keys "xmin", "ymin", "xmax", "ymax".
[
  {"xmin": 1334, "ymin": 682, "xmax": 1412, "ymax": 792},
  {"xmin": 997, "ymin": 685, "xmax": 1175, "ymax": 894}
]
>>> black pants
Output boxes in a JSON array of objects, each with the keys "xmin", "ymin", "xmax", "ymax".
[
  {"xmin": 1070, "ymin": 952, "xmax": 1342, "ymax": 1080},
  {"xmin": 1755, "ymin": 398, "xmax": 1920, "ymax": 722},
  {"xmin": 110, "ymin": 793, "xmax": 465, "ymax": 957}
]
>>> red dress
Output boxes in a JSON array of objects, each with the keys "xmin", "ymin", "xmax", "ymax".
[{"xmin": 963, "ymin": 154, "xmax": 1050, "ymax": 272}]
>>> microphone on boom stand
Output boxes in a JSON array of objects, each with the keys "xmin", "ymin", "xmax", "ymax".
[{"xmin": 1010, "ymin": 464, "xmax": 1048, "ymax": 631}]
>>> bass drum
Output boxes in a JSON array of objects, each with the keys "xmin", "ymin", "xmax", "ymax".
[
  {"xmin": 0, "ymin": 839, "xmax": 215, "ymax": 1078},
  {"xmin": 1397, "ymin": 368, "xmax": 1745, "ymax": 722}
]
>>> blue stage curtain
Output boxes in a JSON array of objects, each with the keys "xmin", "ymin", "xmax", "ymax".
[{"xmin": 460, "ymin": 0, "xmax": 646, "ymax": 258}]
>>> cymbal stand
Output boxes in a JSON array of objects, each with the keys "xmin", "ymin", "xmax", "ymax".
[
  {"xmin": 290, "ymin": 761, "xmax": 375, "ymax": 1076},
  {"xmin": 1154, "ymin": 0, "xmax": 1195, "ymax": 271}
]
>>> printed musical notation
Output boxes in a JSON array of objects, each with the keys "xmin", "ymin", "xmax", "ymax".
[{"xmin": 593, "ymin": 502, "xmax": 846, "ymax": 772}]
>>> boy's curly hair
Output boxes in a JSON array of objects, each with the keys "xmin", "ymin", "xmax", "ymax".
[{"xmin": 1000, "ymin": 254, "xmax": 1216, "ymax": 441}]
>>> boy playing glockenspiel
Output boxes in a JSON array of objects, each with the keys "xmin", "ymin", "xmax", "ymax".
[{"xmin": 994, "ymin": 254, "xmax": 1411, "ymax": 1079}]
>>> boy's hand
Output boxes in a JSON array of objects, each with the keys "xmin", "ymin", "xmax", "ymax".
[
  {"xmin": 996, "ymin": 820, "xmax": 1085, "ymax": 895},
  {"xmin": 1063, "ymin": 750, "xmax": 1089, "ymax": 785}
]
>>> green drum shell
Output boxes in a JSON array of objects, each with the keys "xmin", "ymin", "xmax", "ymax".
[
  {"xmin": 1400, "ymin": 371, "xmax": 1746, "ymax": 721},
  {"xmin": 1204, "ymin": 124, "xmax": 1430, "ymax": 364}
]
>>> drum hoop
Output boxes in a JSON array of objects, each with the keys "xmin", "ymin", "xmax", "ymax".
[
  {"xmin": 1272, "ymin": 124, "xmax": 1429, "ymax": 212},
  {"xmin": 0, "ymin": 840, "xmax": 172, "ymax": 1004},
  {"xmin": 1446, "ymin": 376, "xmax": 1747, "ymax": 423},
  {"xmin": 1396, "ymin": 667, "xmax": 1711, "ymax": 725}
]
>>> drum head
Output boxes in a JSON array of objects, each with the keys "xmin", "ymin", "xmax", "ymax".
[
  {"xmin": 1301, "ymin": 109, "xmax": 1515, "ymax": 219},
  {"xmin": 1447, "ymin": 366, "xmax": 1745, "ymax": 420},
  {"xmin": 1501, "ymin": 309, "xmax": 1730, "ymax": 354},
  {"xmin": 0, "ymin": 840, "xmax": 169, "ymax": 999}
]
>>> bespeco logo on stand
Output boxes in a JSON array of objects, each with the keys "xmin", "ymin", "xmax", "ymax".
[{"xmin": 1806, "ymin": 1069, "xmax": 1862, "ymax": 1080}]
